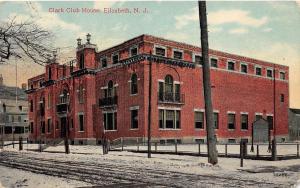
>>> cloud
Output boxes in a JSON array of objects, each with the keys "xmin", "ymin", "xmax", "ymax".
[
  {"xmin": 229, "ymin": 28, "xmax": 248, "ymax": 34},
  {"xmin": 175, "ymin": 8, "xmax": 268, "ymax": 29},
  {"xmin": 209, "ymin": 9, "xmax": 268, "ymax": 27},
  {"xmin": 111, "ymin": 23, "xmax": 128, "ymax": 32},
  {"xmin": 209, "ymin": 26, "xmax": 223, "ymax": 33},
  {"xmin": 94, "ymin": 1, "xmax": 125, "ymax": 11},
  {"xmin": 296, "ymin": 1, "xmax": 300, "ymax": 8},
  {"xmin": 262, "ymin": 28, "xmax": 272, "ymax": 32},
  {"xmin": 163, "ymin": 32, "xmax": 189, "ymax": 42}
]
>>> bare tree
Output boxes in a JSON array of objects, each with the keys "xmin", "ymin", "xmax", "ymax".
[
  {"xmin": 0, "ymin": 17, "xmax": 53, "ymax": 65},
  {"xmin": 198, "ymin": 1, "xmax": 218, "ymax": 164}
]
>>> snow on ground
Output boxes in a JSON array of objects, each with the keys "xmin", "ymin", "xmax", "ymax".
[
  {"xmin": 1, "ymin": 144, "xmax": 300, "ymax": 187},
  {"xmin": 0, "ymin": 165, "xmax": 90, "ymax": 188}
]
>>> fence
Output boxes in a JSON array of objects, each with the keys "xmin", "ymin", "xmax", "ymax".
[{"xmin": 109, "ymin": 139, "xmax": 300, "ymax": 160}]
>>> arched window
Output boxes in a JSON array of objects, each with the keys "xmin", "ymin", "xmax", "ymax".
[
  {"xmin": 165, "ymin": 75, "xmax": 173, "ymax": 93},
  {"xmin": 108, "ymin": 80, "xmax": 114, "ymax": 97},
  {"xmin": 131, "ymin": 73, "xmax": 138, "ymax": 94}
]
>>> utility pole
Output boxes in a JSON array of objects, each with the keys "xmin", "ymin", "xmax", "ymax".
[
  {"xmin": 272, "ymin": 64, "xmax": 277, "ymax": 160},
  {"xmin": 147, "ymin": 51, "xmax": 153, "ymax": 158},
  {"xmin": 198, "ymin": 1, "xmax": 218, "ymax": 164}
]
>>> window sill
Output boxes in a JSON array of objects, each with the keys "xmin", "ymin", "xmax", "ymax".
[
  {"xmin": 104, "ymin": 130, "xmax": 117, "ymax": 132},
  {"xmin": 195, "ymin": 128, "xmax": 205, "ymax": 130},
  {"xmin": 130, "ymin": 94, "xmax": 138, "ymax": 96},
  {"xmin": 241, "ymin": 129, "xmax": 248, "ymax": 131},
  {"xmin": 130, "ymin": 128, "xmax": 139, "ymax": 130},
  {"xmin": 159, "ymin": 129, "xmax": 181, "ymax": 131},
  {"xmin": 78, "ymin": 131, "xmax": 85, "ymax": 133},
  {"xmin": 228, "ymin": 129, "xmax": 236, "ymax": 131}
]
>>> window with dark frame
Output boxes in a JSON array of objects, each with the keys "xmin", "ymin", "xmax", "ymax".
[
  {"xmin": 131, "ymin": 109, "xmax": 138, "ymax": 129},
  {"xmin": 241, "ymin": 64, "xmax": 248, "ymax": 73},
  {"xmin": 214, "ymin": 113, "xmax": 219, "ymax": 129},
  {"xmin": 280, "ymin": 94, "xmax": 285, "ymax": 103},
  {"xmin": 130, "ymin": 47, "xmax": 138, "ymax": 57},
  {"xmin": 79, "ymin": 114, "xmax": 84, "ymax": 131},
  {"xmin": 255, "ymin": 115, "xmax": 263, "ymax": 121},
  {"xmin": 159, "ymin": 109, "xmax": 180, "ymax": 129},
  {"xmin": 267, "ymin": 116, "xmax": 273, "ymax": 130},
  {"xmin": 41, "ymin": 121, "xmax": 45, "ymax": 134},
  {"xmin": 112, "ymin": 54, "xmax": 119, "ymax": 64},
  {"xmin": 30, "ymin": 122, "xmax": 34, "ymax": 133},
  {"xmin": 79, "ymin": 53, "xmax": 85, "ymax": 69},
  {"xmin": 241, "ymin": 114, "xmax": 248, "ymax": 130},
  {"xmin": 256, "ymin": 67, "xmax": 262, "ymax": 76},
  {"xmin": 155, "ymin": 47, "xmax": 165, "ymax": 56},
  {"xmin": 228, "ymin": 114, "xmax": 235, "ymax": 129},
  {"xmin": 173, "ymin": 51, "xmax": 183, "ymax": 59},
  {"xmin": 267, "ymin": 69, "xmax": 273, "ymax": 78},
  {"xmin": 47, "ymin": 118, "xmax": 51, "ymax": 133},
  {"xmin": 211, "ymin": 58, "xmax": 218, "ymax": 68},
  {"xmin": 280, "ymin": 72, "xmax": 285, "ymax": 80},
  {"xmin": 130, "ymin": 73, "xmax": 138, "ymax": 95},
  {"xmin": 104, "ymin": 112, "xmax": 117, "ymax": 130},
  {"xmin": 194, "ymin": 55, "xmax": 203, "ymax": 65},
  {"xmin": 227, "ymin": 61, "xmax": 235, "ymax": 71},
  {"xmin": 30, "ymin": 100, "xmax": 33, "ymax": 112},
  {"xmin": 101, "ymin": 58, "xmax": 107, "ymax": 68},
  {"xmin": 195, "ymin": 111, "xmax": 204, "ymax": 129}
]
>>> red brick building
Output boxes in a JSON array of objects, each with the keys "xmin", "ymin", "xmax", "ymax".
[{"xmin": 26, "ymin": 34, "xmax": 289, "ymax": 144}]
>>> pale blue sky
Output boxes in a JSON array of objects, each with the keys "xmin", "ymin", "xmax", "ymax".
[{"xmin": 0, "ymin": 1, "xmax": 299, "ymax": 107}]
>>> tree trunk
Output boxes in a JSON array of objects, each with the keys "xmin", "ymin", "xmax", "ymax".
[{"xmin": 198, "ymin": 1, "xmax": 218, "ymax": 165}]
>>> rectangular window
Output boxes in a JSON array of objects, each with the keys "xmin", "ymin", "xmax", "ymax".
[
  {"xmin": 41, "ymin": 121, "xmax": 45, "ymax": 134},
  {"xmin": 101, "ymin": 58, "xmax": 107, "ymax": 68},
  {"xmin": 195, "ymin": 111, "xmax": 204, "ymax": 129},
  {"xmin": 255, "ymin": 114, "xmax": 263, "ymax": 121},
  {"xmin": 255, "ymin": 67, "xmax": 262, "ymax": 76},
  {"xmin": 194, "ymin": 55, "xmax": 202, "ymax": 65},
  {"xmin": 30, "ymin": 122, "xmax": 34, "ymax": 133},
  {"xmin": 280, "ymin": 72, "xmax": 285, "ymax": 80},
  {"xmin": 241, "ymin": 64, "xmax": 248, "ymax": 73},
  {"xmin": 214, "ymin": 113, "xmax": 219, "ymax": 129},
  {"xmin": 79, "ymin": 114, "xmax": 84, "ymax": 131},
  {"xmin": 130, "ymin": 47, "xmax": 138, "ymax": 57},
  {"xmin": 155, "ymin": 47, "xmax": 165, "ymax": 57},
  {"xmin": 62, "ymin": 65, "xmax": 66, "ymax": 77},
  {"xmin": 241, "ymin": 114, "xmax": 248, "ymax": 130},
  {"xmin": 159, "ymin": 109, "xmax": 180, "ymax": 129},
  {"xmin": 48, "ymin": 93, "xmax": 51, "ymax": 109},
  {"xmin": 174, "ymin": 84, "xmax": 180, "ymax": 102},
  {"xmin": 70, "ymin": 118, "xmax": 74, "ymax": 129},
  {"xmin": 158, "ymin": 82, "xmax": 164, "ymax": 101},
  {"xmin": 166, "ymin": 110, "xmax": 175, "ymax": 129},
  {"xmin": 173, "ymin": 51, "xmax": 183, "ymax": 59},
  {"xmin": 104, "ymin": 112, "xmax": 117, "ymax": 130},
  {"xmin": 47, "ymin": 118, "xmax": 52, "ymax": 133},
  {"xmin": 228, "ymin": 139, "xmax": 236, "ymax": 143},
  {"xmin": 267, "ymin": 116, "xmax": 273, "ymax": 130},
  {"xmin": 267, "ymin": 69, "xmax": 273, "ymax": 78},
  {"xmin": 280, "ymin": 94, "xmax": 284, "ymax": 103},
  {"xmin": 228, "ymin": 114, "xmax": 235, "ymax": 129},
  {"xmin": 131, "ymin": 109, "xmax": 138, "ymax": 129},
  {"xmin": 30, "ymin": 100, "xmax": 33, "ymax": 112},
  {"xmin": 78, "ymin": 85, "xmax": 84, "ymax": 103},
  {"xmin": 159, "ymin": 110, "xmax": 164, "ymax": 129},
  {"xmin": 227, "ymin": 61, "xmax": 235, "ymax": 71},
  {"xmin": 112, "ymin": 54, "xmax": 119, "ymax": 64},
  {"xmin": 211, "ymin": 58, "xmax": 218, "ymax": 68}
]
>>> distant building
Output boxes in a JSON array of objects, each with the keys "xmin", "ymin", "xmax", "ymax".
[
  {"xmin": 21, "ymin": 83, "xmax": 27, "ymax": 90},
  {"xmin": 0, "ymin": 83, "xmax": 29, "ymax": 141},
  {"xmin": 26, "ymin": 34, "xmax": 289, "ymax": 144},
  {"xmin": 289, "ymin": 108, "xmax": 300, "ymax": 141}
]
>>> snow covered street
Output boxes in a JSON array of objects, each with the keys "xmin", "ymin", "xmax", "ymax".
[{"xmin": 0, "ymin": 145, "xmax": 299, "ymax": 188}]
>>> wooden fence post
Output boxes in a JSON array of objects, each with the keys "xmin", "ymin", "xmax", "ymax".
[
  {"xmin": 155, "ymin": 142, "xmax": 157, "ymax": 152},
  {"xmin": 225, "ymin": 144, "xmax": 228, "ymax": 157},
  {"xmin": 198, "ymin": 143, "xmax": 201, "ymax": 155},
  {"xmin": 175, "ymin": 142, "xmax": 178, "ymax": 154},
  {"xmin": 137, "ymin": 138, "xmax": 139, "ymax": 151},
  {"xmin": 121, "ymin": 137, "xmax": 124, "ymax": 151},
  {"xmin": 256, "ymin": 144, "xmax": 259, "ymax": 158},
  {"xmin": 297, "ymin": 144, "xmax": 299, "ymax": 158},
  {"xmin": 240, "ymin": 141, "xmax": 244, "ymax": 167}
]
